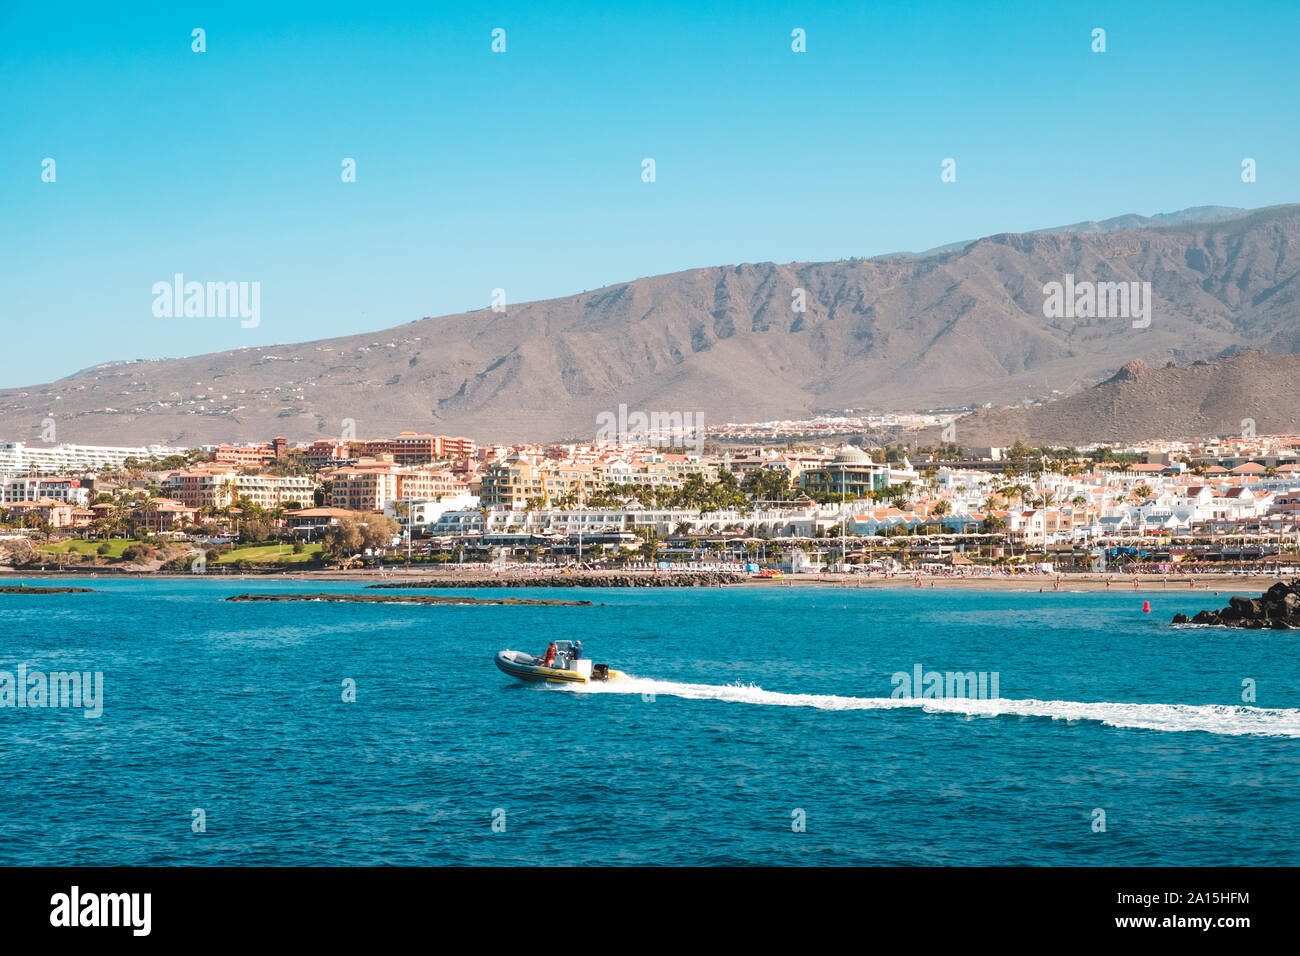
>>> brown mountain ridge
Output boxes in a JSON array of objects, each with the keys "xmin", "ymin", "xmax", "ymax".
[
  {"xmin": 945, "ymin": 350, "xmax": 1300, "ymax": 447},
  {"xmin": 1, "ymin": 204, "xmax": 1298, "ymax": 446}
]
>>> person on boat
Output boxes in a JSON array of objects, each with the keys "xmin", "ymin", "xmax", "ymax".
[
  {"xmin": 572, "ymin": 641, "xmax": 582, "ymax": 661},
  {"xmin": 542, "ymin": 642, "xmax": 556, "ymax": 667}
]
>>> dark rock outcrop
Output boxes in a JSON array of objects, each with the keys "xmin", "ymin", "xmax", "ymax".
[
  {"xmin": 1177, "ymin": 580, "xmax": 1300, "ymax": 629},
  {"xmin": 0, "ymin": 585, "xmax": 94, "ymax": 594}
]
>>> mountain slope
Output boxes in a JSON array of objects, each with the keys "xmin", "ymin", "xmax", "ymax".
[
  {"xmin": 946, "ymin": 351, "xmax": 1300, "ymax": 446},
  {"xmin": 884, "ymin": 204, "xmax": 1248, "ymax": 258},
  {"xmin": 2, "ymin": 204, "xmax": 1298, "ymax": 445}
]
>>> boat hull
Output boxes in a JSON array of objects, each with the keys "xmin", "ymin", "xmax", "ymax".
[{"xmin": 494, "ymin": 650, "xmax": 622, "ymax": 684}]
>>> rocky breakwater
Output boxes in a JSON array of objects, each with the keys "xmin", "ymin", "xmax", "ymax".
[
  {"xmin": 0, "ymin": 585, "xmax": 94, "ymax": 594},
  {"xmin": 1173, "ymin": 580, "xmax": 1300, "ymax": 628},
  {"xmin": 370, "ymin": 570, "xmax": 748, "ymax": 589},
  {"xmin": 227, "ymin": 593, "xmax": 595, "ymax": 607}
]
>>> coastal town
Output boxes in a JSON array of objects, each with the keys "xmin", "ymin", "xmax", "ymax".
[{"xmin": 3, "ymin": 426, "xmax": 1300, "ymax": 581}]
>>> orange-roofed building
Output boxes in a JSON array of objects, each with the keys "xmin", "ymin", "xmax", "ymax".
[
  {"xmin": 133, "ymin": 498, "xmax": 199, "ymax": 533},
  {"xmin": 5, "ymin": 498, "xmax": 75, "ymax": 528}
]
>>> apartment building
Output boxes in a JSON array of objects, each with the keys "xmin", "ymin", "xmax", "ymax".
[
  {"xmin": 1268, "ymin": 491, "xmax": 1300, "ymax": 515},
  {"xmin": 382, "ymin": 432, "xmax": 477, "ymax": 464},
  {"xmin": 328, "ymin": 464, "xmax": 398, "ymax": 512},
  {"xmin": 352, "ymin": 433, "xmax": 478, "ymax": 466},
  {"xmin": 211, "ymin": 442, "xmax": 278, "ymax": 468},
  {"xmin": 401, "ymin": 492, "xmax": 481, "ymax": 534},
  {"xmin": 479, "ymin": 456, "xmax": 604, "ymax": 509},
  {"xmin": 617, "ymin": 453, "xmax": 710, "ymax": 489},
  {"xmin": 302, "ymin": 440, "xmax": 357, "ymax": 468},
  {"xmin": 327, "ymin": 460, "xmax": 467, "ymax": 512},
  {"xmin": 283, "ymin": 507, "xmax": 354, "ymax": 536},
  {"xmin": 0, "ymin": 442, "xmax": 180, "ymax": 474},
  {"xmin": 164, "ymin": 465, "xmax": 315, "ymax": 510},
  {"xmin": 164, "ymin": 465, "xmax": 238, "ymax": 509},
  {"xmin": 479, "ymin": 450, "xmax": 721, "ymax": 509},
  {"xmin": 133, "ymin": 498, "xmax": 200, "ymax": 533},
  {"xmin": 1, "ymin": 476, "xmax": 91, "ymax": 506},
  {"xmin": 396, "ymin": 469, "xmax": 468, "ymax": 501},
  {"xmin": 4, "ymin": 498, "xmax": 75, "ymax": 528},
  {"xmin": 228, "ymin": 472, "xmax": 316, "ymax": 509}
]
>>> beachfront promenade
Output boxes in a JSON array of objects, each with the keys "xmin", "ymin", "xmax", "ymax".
[{"xmin": 3, "ymin": 561, "xmax": 1279, "ymax": 592}]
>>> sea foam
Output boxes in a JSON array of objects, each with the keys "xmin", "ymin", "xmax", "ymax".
[{"xmin": 564, "ymin": 677, "xmax": 1300, "ymax": 738}]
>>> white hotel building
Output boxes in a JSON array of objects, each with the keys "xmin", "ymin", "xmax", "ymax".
[
  {"xmin": 0, "ymin": 441, "xmax": 182, "ymax": 475},
  {"xmin": 1, "ymin": 476, "xmax": 92, "ymax": 506}
]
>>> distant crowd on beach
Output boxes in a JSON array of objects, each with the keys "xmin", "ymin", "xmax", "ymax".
[{"xmin": 892, "ymin": 566, "xmax": 1278, "ymax": 578}]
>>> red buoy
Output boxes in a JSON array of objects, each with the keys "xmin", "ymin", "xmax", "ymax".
[{"xmin": 1142, "ymin": 601, "xmax": 1150, "ymax": 613}]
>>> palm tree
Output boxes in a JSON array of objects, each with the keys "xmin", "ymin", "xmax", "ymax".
[{"xmin": 635, "ymin": 529, "xmax": 660, "ymax": 562}]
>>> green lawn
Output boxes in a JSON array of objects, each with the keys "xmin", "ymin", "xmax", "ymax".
[
  {"xmin": 39, "ymin": 539, "xmax": 141, "ymax": 558},
  {"xmin": 37, "ymin": 539, "xmax": 324, "ymax": 565},
  {"xmin": 214, "ymin": 543, "xmax": 323, "ymax": 564}
]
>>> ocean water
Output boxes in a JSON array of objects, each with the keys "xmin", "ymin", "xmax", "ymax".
[{"xmin": 1, "ymin": 578, "xmax": 1298, "ymax": 866}]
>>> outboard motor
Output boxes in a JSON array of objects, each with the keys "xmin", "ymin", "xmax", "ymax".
[{"xmin": 592, "ymin": 664, "xmax": 610, "ymax": 682}]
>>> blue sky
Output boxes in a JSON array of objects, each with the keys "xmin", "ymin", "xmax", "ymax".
[{"xmin": 2, "ymin": 0, "xmax": 1296, "ymax": 387}]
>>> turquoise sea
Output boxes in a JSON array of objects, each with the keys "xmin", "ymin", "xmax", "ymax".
[{"xmin": 2, "ymin": 578, "xmax": 1298, "ymax": 865}]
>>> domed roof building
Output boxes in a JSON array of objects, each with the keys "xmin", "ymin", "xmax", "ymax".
[
  {"xmin": 800, "ymin": 445, "xmax": 890, "ymax": 500},
  {"xmin": 831, "ymin": 446, "xmax": 873, "ymax": 467}
]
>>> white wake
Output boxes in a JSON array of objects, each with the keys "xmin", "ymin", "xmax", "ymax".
[{"xmin": 562, "ymin": 677, "xmax": 1300, "ymax": 738}]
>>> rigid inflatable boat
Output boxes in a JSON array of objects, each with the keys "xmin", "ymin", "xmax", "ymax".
[{"xmin": 494, "ymin": 640, "xmax": 624, "ymax": 684}]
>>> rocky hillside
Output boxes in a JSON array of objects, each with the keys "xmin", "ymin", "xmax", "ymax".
[
  {"xmin": 945, "ymin": 350, "xmax": 1300, "ymax": 446},
  {"xmin": 2, "ymin": 204, "xmax": 1298, "ymax": 445}
]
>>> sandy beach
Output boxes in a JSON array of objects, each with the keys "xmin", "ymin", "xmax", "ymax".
[{"xmin": 739, "ymin": 572, "xmax": 1277, "ymax": 593}]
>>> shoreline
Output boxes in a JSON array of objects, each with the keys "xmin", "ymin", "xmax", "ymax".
[{"xmin": 0, "ymin": 565, "xmax": 1285, "ymax": 593}]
